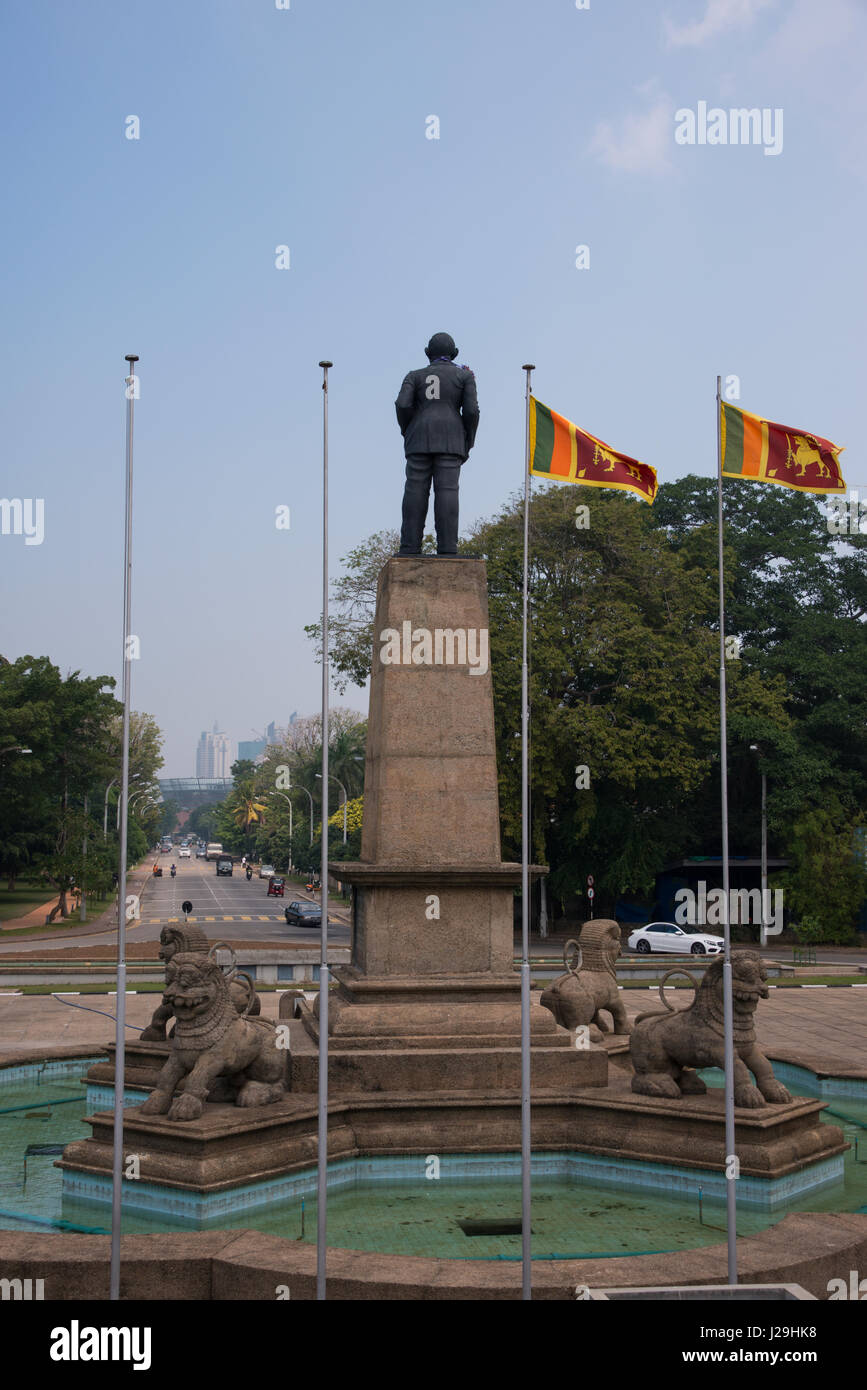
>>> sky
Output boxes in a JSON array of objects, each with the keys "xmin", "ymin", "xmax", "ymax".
[{"xmin": 1, "ymin": 0, "xmax": 865, "ymax": 776}]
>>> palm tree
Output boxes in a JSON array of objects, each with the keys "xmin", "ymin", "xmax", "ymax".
[{"xmin": 231, "ymin": 783, "xmax": 266, "ymax": 857}]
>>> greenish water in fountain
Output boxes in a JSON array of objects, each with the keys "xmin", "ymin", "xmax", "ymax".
[{"xmin": 2, "ymin": 1059, "xmax": 866, "ymax": 1257}]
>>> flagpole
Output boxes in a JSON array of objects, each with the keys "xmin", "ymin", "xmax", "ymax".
[
  {"xmin": 716, "ymin": 374, "xmax": 738, "ymax": 1285},
  {"xmin": 110, "ymin": 353, "xmax": 137, "ymax": 1302},
  {"xmin": 520, "ymin": 362, "xmax": 535, "ymax": 1301},
  {"xmin": 317, "ymin": 358, "xmax": 332, "ymax": 1301}
]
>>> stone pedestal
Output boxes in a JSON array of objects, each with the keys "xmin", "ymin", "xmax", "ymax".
[
  {"xmin": 300, "ymin": 556, "xmax": 597, "ymax": 1094},
  {"xmin": 63, "ymin": 554, "xmax": 847, "ymax": 1230}
]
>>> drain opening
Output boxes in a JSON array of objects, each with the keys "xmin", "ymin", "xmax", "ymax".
[{"xmin": 458, "ymin": 1218, "xmax": 528, "ymax": 1237}]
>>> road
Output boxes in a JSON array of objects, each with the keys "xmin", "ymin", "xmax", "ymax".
[
  {"xmin": 0, "ymin": 859, "xmax": 351, "ymax": 953},
  {"xmin": 136, "ymin": 858, "xmax": 352, "ymax": 945}
]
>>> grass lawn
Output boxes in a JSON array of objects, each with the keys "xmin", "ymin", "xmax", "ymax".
[
  {"xmin": 530, "ymin": 975, "xmax": 867, "ymax": 990},
  {"xmin": 0, "ymin": 885, "xmax": 55, "ymax": 923},
  {"xmin": 17, "ymin": 981, "xmax": 300, "ymax": 995},
  {"xmin": 0, "ymin": 909, "xmax": 110, "ymax": 939}
]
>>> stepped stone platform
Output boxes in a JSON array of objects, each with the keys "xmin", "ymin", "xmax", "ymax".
[{"xmin": 60, "ymin": 556, "xmax": 846, "ymax": 1229}]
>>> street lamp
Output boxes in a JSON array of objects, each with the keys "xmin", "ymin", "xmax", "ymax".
[
  {"xmin": 749, "ymin": 744, "xmax": 768, "ymax": 947},
  {"xmin": 119, "ymin": 779, "xmax": 149, "ymax": 828},
  {"xmin": 262, "ymin": 790, "xmax": 293, "ymax": 872},
  {"xmin": 316, "ymin": 772, "xmax": 348, "ymax": 843},
  {"xmin": 293, "ymin": 783, "xmax": 315, "ymax": 847},
  {"xmin": 104, "ymin": 777, "xmax": 118, "ymax": 841},
  {"xmin": 0, "ymin": 746, "xmax": 32, "ymax": 756}
]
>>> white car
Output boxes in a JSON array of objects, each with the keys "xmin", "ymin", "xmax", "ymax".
[
  {"xmin": 178, "ymin": 847, "xmax": 191, "ymax": 858},
  {"xmin": 627, "ymin": 922, "xmax": 724, "ymax": 956},
  {"xmin": 258, "ymin": 864, "xmax": 275, "ymax": 879}
]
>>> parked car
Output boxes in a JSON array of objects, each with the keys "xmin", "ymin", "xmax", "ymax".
[
  {"xmin": 284, "ymin": 901, "xmax": 322, "ymax": 927},
  {"xmin": 216, "ymin": 856, "xmax": 234, "ymax": 876},
  {"xmin": 258, "ymin": 864, "xmax": 275, "ymax": 879},
  {"xmin": 178, "ymin": 847, "xmax": 191, "ymax": 858},
  {"xmin": 267, "ymin": 876, "xmax": 285, "ymax": 897},
  {"xmin": 627, "ymin": 922, "xmax": 723, "ymax": 956}
]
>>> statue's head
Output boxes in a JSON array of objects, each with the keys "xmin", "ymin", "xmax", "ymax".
[
  {"xmin": 702, "ymin": 950, "xmax": 769, "ymax": 1019},
  {"xmin": 159, "ymin": 922, "xmax": 208, "ymax": 963},
  {"xmin": 575, "ymin": 919, "xmax": 621, "ymax": 975},
  {"xmin": 163, "ymin": 953, "xmax": 227, "ymax": 1022},
  {"xmin": 425, "ymin": 332, "xmax": 458, "ymax": 361}
]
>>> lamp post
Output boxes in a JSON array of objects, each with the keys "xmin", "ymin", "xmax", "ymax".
[
  {"xmin": 263, "ymin": 790, "xmax": 293, "ymax": 872},
  {"xmin": 294, "ymin": 784, "xmax": 315, "ymax": 847},
  {"xmin": 749, "ymin": 744, "xmax": 768, "ymax": 947},
  {"xmin": 316, "ymin": 772, "xmax": 348, "ymax": 843},
  {"xmin": 0, "ymin": 746, "xmax": 32, "ymax": 757},
  {"xmin": 118, "ymin": 779, "xmax": 148, "ymax": 829},
  {"xmin": 104, "ymin": 777, "xmax": 118, "ymax": 841}
]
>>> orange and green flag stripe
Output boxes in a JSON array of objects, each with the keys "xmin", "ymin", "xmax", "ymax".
[
  {"xmin": 720, "ymin": 401, "xmax": 845, "ymax": 495},
  {"xmin": 528, "ymin": 398, "xmax": 657, "ymax": 503}
]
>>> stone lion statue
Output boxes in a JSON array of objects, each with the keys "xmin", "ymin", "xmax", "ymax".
[
  {"xmin": 629, "ymin": 950, "xmax": 792, "ymax": 1108},
  {"xmin": 539, "ymin": 920, "xmax": 630, "ymax": 1042},
  {"xmin": 140, "ymin": 925, "xmax": 260, "ymax": 1042},
  {"xmin": 138, "ymin": 953, "xmax": 288, "ymax": 1121}
]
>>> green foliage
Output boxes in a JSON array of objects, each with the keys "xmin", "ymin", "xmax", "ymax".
[
  {"xmin": 466, "ymin": 484, "xmax": 790, "ymax": 907},
  {"xmin": 0, "ymin": 655, "xmax": 165, "ymax": 910},
  {"xmin": 309, "ymin": 476, "xmax": 867, "ymax": 922},
  {"xmin": 304, "ymin": 529, "xmax": 436, "ymax": 693},
  {"xmin": 782, "ymin": 801, "xmax": 867, "ymax": 943}
]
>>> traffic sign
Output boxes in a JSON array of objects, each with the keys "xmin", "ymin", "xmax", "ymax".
[
  {"xmin": 587, "ymin": 874, "xmax": 594, "ymax": 887},
  {"xmin": 587, "ymin": 887, "xmax": 595, "ymax": 900}
]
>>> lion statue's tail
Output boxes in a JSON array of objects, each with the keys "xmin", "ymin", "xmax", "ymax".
[{"xmin": 634, "ymin": 968, "xmax": 699, "ymax": 1024}]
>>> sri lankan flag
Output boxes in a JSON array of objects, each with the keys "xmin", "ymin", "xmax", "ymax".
[
  {"xmin": 720, "ymin": 401, "xmax": 845, "ymax": 495},
  {"xmin": 528, "ymin": 398, "xmax": 657, "ymax": 503}
]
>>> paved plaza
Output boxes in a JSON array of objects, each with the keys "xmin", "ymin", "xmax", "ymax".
[{"xmin": 1, "ymin": 983, "xmax": 864, "ymax": 1077}]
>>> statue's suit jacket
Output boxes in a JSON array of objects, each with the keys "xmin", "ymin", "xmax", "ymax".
[{"xmin": 395, "ymin": 361, "xmax": 479, "ymax": 461}]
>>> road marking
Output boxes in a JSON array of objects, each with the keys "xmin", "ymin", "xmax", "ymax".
[
  {"xmin": 205, "ymin": 916, "xmax": 216, "ymax": 921},
  {"xmin": 240, "ymin": 916, "xmax": 252, "ymax": 921},
  {"xmin": 0, "ymin": 991, "xmax": 23, "ymax": 996},
  {"xmin": 258, "ymin": 916, "xmax": 270, "ymax": 920}
]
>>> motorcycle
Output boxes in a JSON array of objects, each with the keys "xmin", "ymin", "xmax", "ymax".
[
  {"xmin": 245, "ymin": 866, "xmax": 253, "ymax": 882},
  {"xmin": 170, "ymin": 865, "xmax": 177, "ymax": 878}
]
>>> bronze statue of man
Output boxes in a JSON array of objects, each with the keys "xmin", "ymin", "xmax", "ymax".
[{"xmin": 395, "ymin": 332, "xmax": 479, "ymax": 555}]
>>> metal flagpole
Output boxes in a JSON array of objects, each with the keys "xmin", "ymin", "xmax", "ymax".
[
  {"xmin": 110, "ymin": 352, "xmax": 138, "ymax": 1301},
  {"xmin": 520, "ymin": 362, "xmax": 535, "ymax": 1300},
  {"xmin": 317, "ymin": 359, "xmax": 332, "ymax": 1301},
  {"xmin": 716, "ymin": 374, "xmax": 738, "ymax": 1285}
]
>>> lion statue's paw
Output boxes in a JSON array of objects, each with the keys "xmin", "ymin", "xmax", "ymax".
[
  {"xmin": 679, "ymin": 1070, "xmax": 707, "ymax": 1095},
  {"xmin": 139, "ymin": 1091, "xmax": 171, "ymax": 1116},
  {"xmin": 734, "ymin": 1083, "xmax": 766, "ymax": 1109},
  {"xmin": 631, "ymin": 1074, "xmax": 682, "ymax": 1099},
  {"xmin": 760, "ymin": 1079, "xmax": 792, "ymax": 1104},
  {"xmin": 167, "ymin": 1092, "xmax": 204, "ymax": 1121},
  {"xmin": 237, "ymin": 1080, "xmax": 284, "ymax": 1108}
]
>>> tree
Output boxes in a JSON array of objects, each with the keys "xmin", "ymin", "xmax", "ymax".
[
  {"xmin": 304, "ymin": 529, "xmax": 435, "ymax": 692},
  {"xmin": 0, "ymin": 656, "xmax": 166, "ymax": 908},
  {"xmin": 782, "ymin": 801, "xmax": 867, "ymax": 943}
]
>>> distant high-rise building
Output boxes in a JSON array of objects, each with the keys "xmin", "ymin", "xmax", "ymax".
[
  {"xmin": 238, "ymin": 739, "xmax": 267, "ymax": 762},
  {"xmin": 196, "ymin": 723, "xmax": 233, "ymax": 779}
]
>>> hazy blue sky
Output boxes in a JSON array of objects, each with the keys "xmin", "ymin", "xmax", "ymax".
[{"xmin": 2, "ymin": 0, "xmax": 864, "ymax": 775}]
